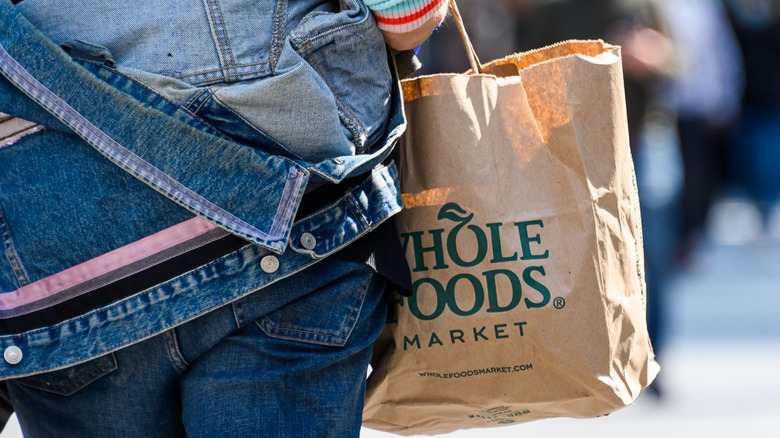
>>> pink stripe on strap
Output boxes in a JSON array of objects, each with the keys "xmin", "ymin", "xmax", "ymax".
[{"xmin": 0, "ymin": 217, "xmax": 218, "ymax": 311}]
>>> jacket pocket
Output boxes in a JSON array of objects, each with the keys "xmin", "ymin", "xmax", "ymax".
[
  {"xmin": 290, "ymin": 0, "xmax": 393, "ymax": 153},
  {"xmin": 12, "ymin": 353, "xmax": 117, "ymax": 396}
]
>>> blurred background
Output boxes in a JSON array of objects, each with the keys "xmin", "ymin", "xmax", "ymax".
[
  {"xmin": 362, "ymin": 0, "xmax": 780, "ymax": 436},
  {"xmin": 4, "ymin": 0, "xmax": 780, "ymax": 436}
]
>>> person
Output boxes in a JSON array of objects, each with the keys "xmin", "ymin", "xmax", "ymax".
[
  {"xmin": 725, "ymin": 0, "xmax": 780, "ymax": 232},
  {"xmin": 656, "ymin": 0, "xmax": 743, "ymax": 258},
  {"xmin": 0, "ymin": 0, "xmax": 448, "ymax": 436}
]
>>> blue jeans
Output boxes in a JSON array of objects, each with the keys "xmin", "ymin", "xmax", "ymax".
[{"xmin": 6, "ymin": 256, "xmax": 387, "ymax": 437}]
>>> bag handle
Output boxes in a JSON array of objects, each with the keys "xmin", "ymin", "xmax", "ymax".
[{"xmin": 448, "ymin": 1, "xmax": 484, "ymax": 74}]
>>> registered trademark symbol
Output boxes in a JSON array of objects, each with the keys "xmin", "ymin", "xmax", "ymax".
[{"xmin": 553, "ymin": 297, "xmax": 566, "ymax": 309}]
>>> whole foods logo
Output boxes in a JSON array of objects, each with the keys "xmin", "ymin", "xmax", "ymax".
[{"xmin": 398, "ymin": 203, "xmax": 555, "ymax": 322}]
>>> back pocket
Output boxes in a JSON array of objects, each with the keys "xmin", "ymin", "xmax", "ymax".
[
  {"xmin": 256, "ymin": 261, "xmax": 375, "ymax": 347},
  {"xmin": 12, "ymin": 353, "xmax": 117, "ymax": 396}
]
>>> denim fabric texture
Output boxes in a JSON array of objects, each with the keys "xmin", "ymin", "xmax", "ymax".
[
  {"xmin": 0, "ymin": 0, "xmax": 406, "ymax": 387},
  {"xmin": 6, "ymin": 256, "xmax": 388, "ymax": 437}
]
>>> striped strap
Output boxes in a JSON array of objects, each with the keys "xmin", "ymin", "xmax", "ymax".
[
  {"xmin": 366, "ymin": 0, "xmax": 447, "ymax": 33},
  {"xmin": 0, "ymin": 113, "xmax": 44, "ymax": 148}
]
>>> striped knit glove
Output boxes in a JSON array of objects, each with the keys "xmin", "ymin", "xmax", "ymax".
[{"xmin": 365, "ymin": 0, "xmax": 449, "ymax": 50}]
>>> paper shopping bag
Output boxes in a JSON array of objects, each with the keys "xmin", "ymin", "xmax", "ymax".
[{"xmin": 363, "ymin": 5, "xmax": 659, "ymax": 436}]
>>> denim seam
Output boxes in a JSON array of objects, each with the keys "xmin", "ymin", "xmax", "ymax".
[
  {"xmin": 288, "ymin": 165, "xmax": 396, "ymax": 243},
  {"xmin": 269, "ymin": 167, "xmax": 307, "ymax": 238},
  {"xmin": 174, "ymin": 61, "xmax": 269, "ymax": 79},
  {"xmin": 0, "ymin": 43, "xmax": 290, "ymax": 246},
  {"xmin": 185, "ymin": 67, "xmax": 271, "ymax": 86},
  {"xmin": 0, "ymin": 205, "xmax": 30, "ymax": 287},
  {"xmin": 184, "ymin": 88, "xmax": 212, "ymax": 112},
  {"xmin": 290, "ymin": 208, "xmax": 396, "ymax": 260},
  {"xmin": 212, "ymin": 0, "xmax": 240, "ymax": 81},
  {"xmin": 164, "ymin": 329, "xmax": 190, "ymax": 372},
  {"xmin": 255, "ymin": 268, "xmax": 371, "ymax": 346},
  {"xmin": 230, "ymin": 298, "xmax": 246, "ymax": 328},
  {"xmin": 297, "ymin": 6, "xmax": 370, "ymax": 44},
  {"xmin": 0, "ymin": 227, "xmax": 232, "ymax": 319},
  {"xmin": 15, "ymin": 353, "xmax": 118, "ymax": 395},
  {"xmin": 203, "ymin": 0, "xmax": 233, "ymax": 81},
  {"xmin": 270, "ymin": 0, "xmax": 288, "ymax": 73},
  {"xmin": 345, "ymin": 192, "xmax": 371, "ymax": 230},
  {"xmin": 192, "ymin": 89, "xmax": 216, "ymax": 115}
]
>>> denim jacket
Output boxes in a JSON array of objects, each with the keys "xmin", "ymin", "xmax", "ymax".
[{"xmin": 0, "ymin": 0, "xmax": 405, "ymax": 378}]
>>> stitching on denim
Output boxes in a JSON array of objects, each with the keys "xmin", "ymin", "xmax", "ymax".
[
  {"xmin": 0, "ymin": 245, "xmax": 340, "ymax": 378},
  {"xmin": 255, "ymin": 267, "xmax": 371, "ymax": 345},
  {"xmin": 230, "ymin": 298, "xmax": 245, "ymax": 328},
  {"xmin": 8, "ymin": 243, "xmax": 253, "ymax": 340},
  {"xmin": 17, "ymin": 353, "xmax": 117, "ymax": 395},
  {"xmin": 259, "ymin": 317, "xmax": 345, "ymax": 339},
  {"xmin": 0, "ymin": 198, "xmax": 397, "ymax": 377},
  {"xmin": 164, "ymin": 329, "xmax": 190, "ymax": 372},
  {"xmin": 269, "ymin": 167, "xmax": 307, "ymax": 238},
  {"xmin": 270, "ymin": 0, "xmax": 288, "ymax": 73},
  {"xmin": 298, "ymin": 3, "xmax": 370, "ymax": 44},
  {"xmin": 204, "ymin": 0, "xmax": 228, "ymax": 71},
  {"xmin": 185, "ymin": 68, "xmax": 271, "ymax": 86},
  {"xmin": 0, "ymin": 204, "xmax": 30, "ymax": 287},
  {"xmin": 174, "ymin": 61, "xmax": 269, "ymax": 79},
  {"xmin": 212, "ymin": 0, "xmax": 240, "ymax": 81},
  {"xmin": 290, "ymin": 164, "xmax": 391, "ymax": 242},
  {"xmin": 345, "ymin": 192, "xmax": 370, "ymax": 229},
  {"xmin": 184, "ymin": 88, "xmax": 211, "ymax": 112},
  {"xmin": 192, "ymin": 89, "xmax": 216, "ymax": 115}
]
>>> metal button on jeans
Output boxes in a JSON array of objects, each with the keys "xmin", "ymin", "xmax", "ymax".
[
  {"xmin": 4, "ymin": 346, "xmax": 22, "ymax": 365},
  {"xmin": 300, "ymin": 233, "xmax": 317, "ymax": 250},
  {"xmin": 260, "ymin": 255, "xmax": 280, "ymax": 274}
]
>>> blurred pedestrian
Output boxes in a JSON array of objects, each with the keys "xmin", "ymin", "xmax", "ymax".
[
  {"xmin": 725, "ymin": 0, "xmax": 780, "ymax": 233},
  {"xmin": 657, "ymin": 0, "xmax": 744, "ymax": 260}
]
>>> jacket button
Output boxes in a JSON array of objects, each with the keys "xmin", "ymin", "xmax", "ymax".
[
  {"xmin": 260, "ymin": 255, "xmax": 280, "ymax": 274},
  {"xmin": 4, "ymin": 346, "xmax": 22, "ymax": 365},
  {"xmin": 300, "ymin": 233, "xmax": 317, "ymax": 250}
]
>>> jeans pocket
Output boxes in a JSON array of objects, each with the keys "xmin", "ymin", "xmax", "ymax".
[
  {"xmin": 12, "ymin": 353, "xmax": 117, "ymax": 396},
  {"xmin": 255, "ymin": 261, "xmax": 375, "ymax": 347}
]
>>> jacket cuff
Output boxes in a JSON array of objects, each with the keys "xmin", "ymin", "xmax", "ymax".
[{"xmin": 366, "ymin": 0, "xmax": 447, "ymax": 34}]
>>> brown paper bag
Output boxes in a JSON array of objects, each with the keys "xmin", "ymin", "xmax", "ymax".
[{"xmin": 363, "ymin": 6, "xmax": 659, "ymax": 435}]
